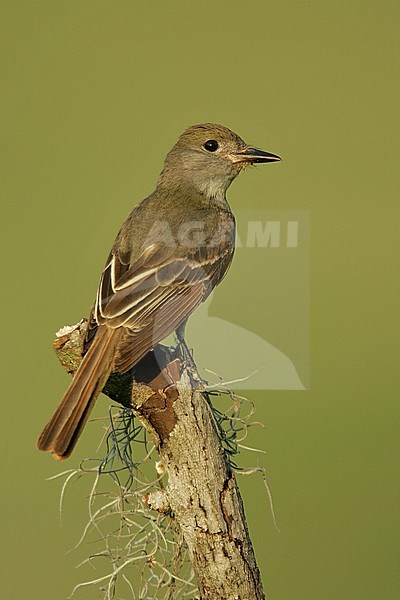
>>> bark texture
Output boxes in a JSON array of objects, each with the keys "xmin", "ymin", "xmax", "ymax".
[
  {"xmin": 53, "ymin": 320, "xmax": 265, "ymax": 600},
  {"xmin": 140, "ymin": 375, "xmax": 265, "ymax": 599}
]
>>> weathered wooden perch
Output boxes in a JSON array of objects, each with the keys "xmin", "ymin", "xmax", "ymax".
[{"xmin": 54, "ymin": 320, "xmax": 265, "ymax": 600}]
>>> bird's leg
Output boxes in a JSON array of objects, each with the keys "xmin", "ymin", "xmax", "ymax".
[
  {"xmin": 175, "ymin": 321, "xmax": 196, "ymax": 369},
  {"xmin": 175, "ymin": 321, "xmax": 207, "ymax": 389}
]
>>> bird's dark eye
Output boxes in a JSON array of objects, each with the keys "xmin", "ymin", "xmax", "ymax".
[{"xmin": 203, "ymin": 139, "xmax": 219, "ymax": 152}]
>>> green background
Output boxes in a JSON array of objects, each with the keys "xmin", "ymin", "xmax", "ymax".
[{"xmin": 1, "ymin": 1, "xmax": 398, "ymax": 598}]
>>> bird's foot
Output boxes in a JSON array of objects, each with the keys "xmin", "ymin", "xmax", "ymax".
[{"xmin": 176, "ymin": 341, "xmax": 208, "ymax": 390}]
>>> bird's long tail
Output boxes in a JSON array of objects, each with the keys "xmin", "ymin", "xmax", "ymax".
[{"xmin": 37, "ymin": 326, "xmax": 121, "ymax": 460}]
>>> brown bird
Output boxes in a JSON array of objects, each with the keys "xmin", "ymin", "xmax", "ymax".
[{"xmin": 37, "ymin": 123, "xmax": 281, "ymax": 460}]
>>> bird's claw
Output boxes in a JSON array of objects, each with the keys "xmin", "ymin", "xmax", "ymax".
[{"xmin": 176, "ymin": 342, "xmax": 208, "ymax": 390}]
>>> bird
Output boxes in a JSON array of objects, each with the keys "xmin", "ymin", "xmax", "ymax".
[{"xmin": 37, "ymin": 123, "xmax": 281, "ymax": 460}]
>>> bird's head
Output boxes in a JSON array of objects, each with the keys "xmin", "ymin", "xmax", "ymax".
[{"xmin": 158, "ymin": 123, "xmax": 281, "ymax": 200}]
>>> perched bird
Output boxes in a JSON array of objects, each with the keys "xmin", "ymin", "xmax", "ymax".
[{"xmin": 37, "ymin": 123, "xmax": 281, "ymax": 460}]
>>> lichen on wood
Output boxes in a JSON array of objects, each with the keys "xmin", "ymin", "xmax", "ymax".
[{"xmin": 53, "ymin": 321, "xmax": 265, "ymax": 599}]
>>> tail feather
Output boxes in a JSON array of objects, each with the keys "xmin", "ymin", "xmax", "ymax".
[{"xmin": 37, "ymin": 326, "xmax": 121, "ymax": 460}]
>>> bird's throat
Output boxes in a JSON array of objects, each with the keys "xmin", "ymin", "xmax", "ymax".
[{"xmin": 197, "ymin": 176, "xmax": 233, "ymax": 207}]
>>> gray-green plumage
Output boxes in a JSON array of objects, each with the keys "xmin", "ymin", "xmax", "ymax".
[{"xmin": 37, "ymin": 123, "xmax": 280, "ymax": 459}]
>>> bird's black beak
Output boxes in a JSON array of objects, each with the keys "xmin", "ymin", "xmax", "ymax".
[{"xmin": 235, "ymin": 147, "xmax": 282, "ymax": 164}]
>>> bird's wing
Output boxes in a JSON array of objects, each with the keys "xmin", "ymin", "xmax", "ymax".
[{"xmin": 84, "ymin": 239, "xmax": 234, "ymax": 373}]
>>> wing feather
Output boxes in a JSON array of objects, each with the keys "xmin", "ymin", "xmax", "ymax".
[
  {"xmin": 114, "ymin": 284, "xmax": 204, "ymax": 373},
  {"xmin": 84, "ymin": 220, "xmax": 234, "ymax": 373}
]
